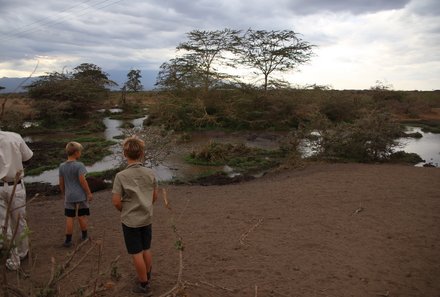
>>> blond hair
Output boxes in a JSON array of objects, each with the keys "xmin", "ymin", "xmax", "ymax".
[
  {"xmin": 123, "ymin": 137, "xmax": 145, "ymax": 160},
  {"xmin": 65, "ymin": 141, "xmax": 83, "ymax": 156}
]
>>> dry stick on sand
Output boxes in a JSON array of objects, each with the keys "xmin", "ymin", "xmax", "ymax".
[
  {"xmin": 158, "ymin": 188, "xmax": 186, "ymax": 297},
  {"xmin": 352, "ymin": 202, "xmax": 364, "ymax": 215},
  {"xmin": 197, "ymin": 280, "xmax": 235, "ymax": 293},
  {"xmin": 46, "ymin": 238, "xmax": 96, "ymax": 290},
  {"xmin": 239, "ymin": 218, "xmax": 264, "ymax": 246},
  {"xmin": 81, "ymin": 254, "xmax": 121, "ymax": 297}
]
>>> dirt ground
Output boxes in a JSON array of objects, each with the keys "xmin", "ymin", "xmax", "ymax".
[{"xmin": 6, "ymin": 163, "xmax": 440, "ymax": 297}]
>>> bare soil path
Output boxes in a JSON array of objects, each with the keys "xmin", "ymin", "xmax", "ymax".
[{"xmin": 9, "ymin": 163, "xmax": 440, "ymax": 297}]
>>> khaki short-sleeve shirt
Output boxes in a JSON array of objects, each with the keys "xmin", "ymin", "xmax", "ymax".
[
  {"xmin": 0, "ymin": 131, "xmax": 33, "ymax": 181},
  {"xmin": 112, "ymin": 163, "xmax": 157, "ymax": 227}
]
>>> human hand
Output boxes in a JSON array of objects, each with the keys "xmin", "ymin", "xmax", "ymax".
[{"xmin": 87, "ymin": 193, "xmax": 93, "ymax": 202}]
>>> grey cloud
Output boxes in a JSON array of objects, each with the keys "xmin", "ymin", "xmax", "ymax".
[
  {"xmin": 406, "ymin": 0, "xmax": 440, "ymax": 16},
  {"xmin": 287, "ymin": 0, "xmax": 411, "ymax": 15}
]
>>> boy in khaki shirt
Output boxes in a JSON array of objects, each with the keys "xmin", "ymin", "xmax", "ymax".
[{"xmin": 112, "ymin": 137, "xmax": 158, "ymax": 295}]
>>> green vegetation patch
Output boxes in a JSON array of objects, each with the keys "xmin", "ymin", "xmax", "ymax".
[
  {"xmin": 389, "ymin": 151, "xmax": 424, "ymax": 164},
  {"xmin": 401, "ymin": 120, "xmax": 440, "ymax": 134},
  {"xmin": 26, "ymin": 137, "xmax": 116, "ymax": 176},
  {"xmin": 186, "ymin": 142, "xmax": 283, "ymax": 173}
]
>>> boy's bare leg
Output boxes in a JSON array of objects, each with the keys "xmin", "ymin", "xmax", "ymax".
[
  {"xmin": 78, "ymin": 216, "xmax": 87, "ymax": 231},
  {"xmin": 64, "ymin": 217, "xmax": 74, "ymax": 246},
  {"xmin": 143, "ymin": 249, "xmax": 152, "ymax": 280},
  {"xmin": 65, "ymin": 217, "xmax": 74, "ymax": 235},
  {"xmin": 78, "ymin": 216, "xmax": 88, "ymax": 240},
  {"xmin": 132, "ymin": 252, "xmax": 148, "ymax": 282}
]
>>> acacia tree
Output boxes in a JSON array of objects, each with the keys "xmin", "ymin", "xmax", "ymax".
[
  {"xmin": 238, "ymin": 29, "xmax": 314, "ymax": 91},
  {"xmin": 176, "ymin": 28, "xmax": 241, "ymax": 91},
  {"xmin": 27, "ymin": 63, "xmax": 116, "ymax": 122},
  {"xmin": 156, "ymin": 55, "xmax": 205, "ymax": 91},
  {"xmin": 72, "ymin": 63, "xmax": 116, "ymax": 89},
  {"xmin": 125, "ymin": 69, "xmax": 143, "ymax": 92}
]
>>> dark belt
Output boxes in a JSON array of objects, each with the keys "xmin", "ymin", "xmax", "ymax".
[{"xmin": 0, "ymin": 180, "xmax": 21, "ymax": 186}]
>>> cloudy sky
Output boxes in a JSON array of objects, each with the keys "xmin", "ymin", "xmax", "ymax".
[{"xmin": 0, "ymin": 0, "xmax": 439, "ymax": 90}]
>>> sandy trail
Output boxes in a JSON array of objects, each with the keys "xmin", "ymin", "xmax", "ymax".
[{"xmin": 8, "ymin": 163, "xmax": 440, "ymax": 297}]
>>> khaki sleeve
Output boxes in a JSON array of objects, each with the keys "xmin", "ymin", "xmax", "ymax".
[
  {"xmin": 112, "ymin": 174, "xmax": 123, "ymax": 195},
  {"xmin": 20, "ymin": 136, "xmax": 33, "ymax": 162}
]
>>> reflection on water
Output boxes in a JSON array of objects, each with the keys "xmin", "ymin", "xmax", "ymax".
[
  {"xmin": 398, "ymin": 126, "xmax": 440, "ymax": 167},
  {"xmin": 24, "ymin": 115, "xmax": 160, "ymax": 185},
  {"xmin": 24, "ymin": 123, "xmax": 440, "ymax": 186}
]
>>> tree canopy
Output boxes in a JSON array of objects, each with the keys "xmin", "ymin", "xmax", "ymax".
[
  {"xmin": 238, "ymin": 29, "xmax": 314, "ymax": 91},
  {"xmin": 26, "ymin": 63, "xmax": 116, "ymax": 122},
  {"xmin": 174, "ymin": 28, "xmax": 241, "ymax": 91},
  {"xmin": 156, "ymin": 28, "xmax": 314, "ymax": 92},
  {"xmin": 125, "ymin": 69, "xmax": 143, "ymax": 92}
]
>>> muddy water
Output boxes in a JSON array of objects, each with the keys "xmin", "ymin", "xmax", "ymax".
[
  {"xmin": 23, "ymin": 120, "xmax": 440, "ymax": 185},
  {"xmin": 24, "ymin": 116, "xmax": 282, "ymax": 185},
  {"xmin": 398, "ymin": 126, "xmax": 440, "ymax": 167}
]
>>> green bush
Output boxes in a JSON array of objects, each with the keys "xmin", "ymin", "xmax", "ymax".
[
  {"xmin": 389, "ymin": 151, "xmax": 424, "ymax": 164},
  {"xmin": 311, "ymin": 110, "xmax": 402, "ymax": 162},
  {"xmin": 186, "ymin": 141, "xmax": 283, "ymax": 172}
]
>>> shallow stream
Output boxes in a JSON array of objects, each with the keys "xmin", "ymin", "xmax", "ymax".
[{"xmin": 23, "ymin": 115, "xmax": 440, "ymax": 185}]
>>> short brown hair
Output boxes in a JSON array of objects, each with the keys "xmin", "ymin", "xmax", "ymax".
[
  {"xmin": 66, "ymin": 142, "xmax": 83, "ymax": 156},
  {"xmin": 123, "ymin": 137, "xmax": 145, "ymax": 160}
]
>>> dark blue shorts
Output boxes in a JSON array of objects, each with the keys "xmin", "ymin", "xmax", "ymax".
[
  {"xmin": 122, "ymin": 224, "xmax": 152, "ymax": 254},
  {"xmin": 64, "ymin": 201, "xmax": 90, "ymax": 217}
]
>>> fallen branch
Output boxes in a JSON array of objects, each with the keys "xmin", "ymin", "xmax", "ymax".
[
  {"xmin": 239, "ymin": 218, "xmax": 264, "ymax": 246},
  {"xmin": 352, "ymin": 203, "xmax": 364, "ymax": 215},
  {"xmin": 46, "ymin": 238, "xmax": 94, "ymax": 288},
  {"xmin": 198, "ymin": 280, "xmax": 235, "ymax": 293},
  {"xmin": 10, "ymin": 194, "xmax": 40, "ymax": 212},
  {"xmin": 4, "ymin": 286, "xmax": 27, "ymax": 297},
  {"xmin": 56, "ymin": 242, "xmax": 97, "ymax": 283},
  {"xmin": 158, "ymin": 188, "xmax": 186, "ymax": 297}
]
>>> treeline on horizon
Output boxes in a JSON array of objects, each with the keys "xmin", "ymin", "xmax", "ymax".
[{"xmin": 1, "ymin": 28, "xmax": 439, "ymax": 165}]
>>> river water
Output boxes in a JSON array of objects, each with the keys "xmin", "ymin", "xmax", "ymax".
[
  {"xmin": 23, "ymin": 116, "xmax": 440, "ymax": 185},
  {"xmin": 398, "ymin": 126, "xmax": 440, "ymax": 167}
]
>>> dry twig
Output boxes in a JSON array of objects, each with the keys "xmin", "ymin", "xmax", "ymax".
[
  {"xmin": 198, "ymin": 280, "xmax": 235, "ymax": 293},
  {"xmin": 239, "ymin": 218, "xmax": 264, "ymax": 246},
  {"xmin": 158, "ymin": 188, "xmax": 186, "ymax": 297},
  {"xmin": 352, "ymin": 203, "xmax": 364, "ymax": 215}
]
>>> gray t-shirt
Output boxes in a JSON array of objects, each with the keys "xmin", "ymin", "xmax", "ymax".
[{"xmin": 59, "ymin": 160, "xmax": 87, "ymax": 203}]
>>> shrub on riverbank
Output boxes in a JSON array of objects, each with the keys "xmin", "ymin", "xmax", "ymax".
[
  {"xmin": 147, "ymin": 89, "xmax": 439, "ymax": 131},
  {"xmin": 186, "ymin": 141, "xmax": 284, "ymax": 173},
  {"xmin": 388, "ymin": 151, "xmax": 424, "ymax": 164},
  {"xmin": 303, "ymin": 110, "xmax": 402, "ymax": 162}
]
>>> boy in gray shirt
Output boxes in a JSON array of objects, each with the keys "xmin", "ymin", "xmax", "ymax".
[{"xmin": 59, "ymin": 142, "xmax": 93, "ymax": 247}]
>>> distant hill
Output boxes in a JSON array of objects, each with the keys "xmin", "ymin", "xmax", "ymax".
[
  {"xmin": 0, "ymin": 69, "xmax": 158, "ymax": 93},
  {"xmin": 0, "ymin": 77, "xmax": 37, "ymax": 93}
]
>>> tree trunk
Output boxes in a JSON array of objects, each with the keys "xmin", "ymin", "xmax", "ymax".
[
  {"xmin": 264, "ymin": 74, "xmax": 268, "ymax": 91},
  {"xmin": 0, "ymin": 98, "xmax": 8, "ymax": 120}
]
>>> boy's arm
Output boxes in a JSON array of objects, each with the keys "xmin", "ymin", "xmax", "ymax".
[
  {"xmin": 59, "ymin": 176, "xmax": 65, "ymax": 196},
  {"xmin": 79, "ymin": 174, "xmax": 93, "ymax": 201},
  {"xmin": 112, "ymin": 193, "xmax": 122, "ymax": 211}
]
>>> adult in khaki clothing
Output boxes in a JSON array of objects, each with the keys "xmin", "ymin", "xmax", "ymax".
[{"xmin": 0, "ymin": 130, "xmax": 33, "ymax": 270}]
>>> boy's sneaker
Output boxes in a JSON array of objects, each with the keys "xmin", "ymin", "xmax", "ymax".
[
  {"xmin": 62, "ymin": 241, "xmax": 73, "ymax": 248},
  {"xmin": 132, "ymin": 283, "xmax": 152, "ymax": 296}
]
